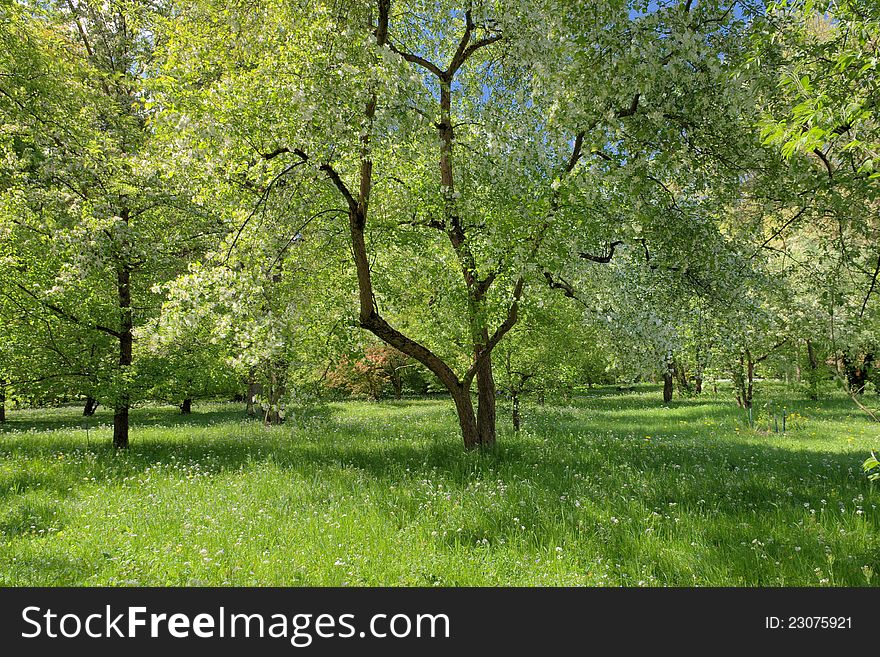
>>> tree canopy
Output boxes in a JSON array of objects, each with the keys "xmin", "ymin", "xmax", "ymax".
[{"xmin": 1, "ymin": 0, "xmax": 878, "ymax": 447}]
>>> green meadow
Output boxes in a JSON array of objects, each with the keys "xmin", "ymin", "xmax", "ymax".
[{"xmin": 1, "ymin": 387, "xmax": 878, "ymax": 586}]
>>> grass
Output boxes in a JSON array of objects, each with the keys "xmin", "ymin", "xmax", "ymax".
[{"xmin": 0, "ymin": 385, "xmax": 878, "ymax": 586}]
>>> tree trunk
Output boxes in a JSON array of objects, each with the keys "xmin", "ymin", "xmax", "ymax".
[
  {"xmin": 264, "ymin": 363, "xmax": 284, "ymax": 425},
  {"xmin": 843, "ymin": 351, "xmax": 873, "ymax": 394},
  {"xmin": 674, "ymin": 358, "xmax": 692, "ymax": 395},
  {"xmin": 475, "ymin": 348, "xmax": 497, "ymax": 446},
  {"xmin": 512, "ymin": 390, "xmax": 521, "ymax": 432},
  {"xmin": 113, "ymin": 226, "xmax": 132, "ymax": 450},
  {"xmin": 180, "ymin": 398, "xmax": 192, "ymax": 414},
  {"xmin": 246, "ymin": 369, "xmax": 259, "ymax": 417},
  {"xmin": 83, "ymin": 397, "xmax": 98, "ymax": 416},
  {"xmin": 663, "ymin": 359, "xmax": 674, "ymax": 403},
  {"xmin": 733, "ymin": 356, "xmax": 746, "ymax": 408},
  {"xmin": 390, "ymin": 368, "xmax": 403, "ymax": 399},
  {"xmin": 746, "ymin": 351, "xmax": 754, "ymax": 409},
  {"xmin": 332, "ymin": 2, "xmax": 514, "ymax": 450},
  {"xmin": 0, "ymin": 380, "xmax": 5, "ymax": 423},
  {"xmin": 451, "ymin": 385, "xmax": 480, "ymax": 449}
]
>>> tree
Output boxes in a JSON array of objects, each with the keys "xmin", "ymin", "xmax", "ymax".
[
  {"xmin": 0, "ymin": 1, "xmax": 217, "ymax": 446},
  {"xmin": 156, "ymin": 0, "xmax": 762, "ymax": 448},
  {"xmin": 757, "ymin": 0, "xmax": 879, "ymax": 178},
  {"xmin": 326, "ymin": 344, "xmax": 414, "ymax": 400},
  {"xmin": 495, "ymin": 295, "xmax": 611, "ymax": 431}
]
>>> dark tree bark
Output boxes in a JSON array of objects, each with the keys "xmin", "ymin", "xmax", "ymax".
[
  {"xmin": 450, "ymin": 386, "xmax": 480, "ymax": 447},
  {"xmin": 389, "ymin": 366, "xmax": 403, "ymax": 400},
  {"xmin": 662, "ymin": 357, "xmax": 675, "ymax": 403},
  {"xmin": 732, "ymin": 359, "xmax": 746, "ymax": 408},
  {"xmin": 475, "ymin": 341, "xmax": 497, "ymax": 446},
  {"xmin": 663, "ymin": 369, "xmax": 674, "ymax": 403},
  {"xmin": 746, "ymin": 353, "xmax": 754, "ymax": 408},
  {"xmin": 113, "ymin": 273, "xmax": 132, "ymax": 448},
  {"xmin": 113, "ymin": 210, "xmax": 133, "ymax": 450},
  {"xmin": 180, "ymin": 398, "xmax": 192, "ymax": 414},
  {"xmin": 502, "ymin": 351, "xmax": 531, "ymax": 432},
  {"xmin": 733, "ymin": 341, "xmax": 786, "ymax": 409},
  {"xmin": 694, "ymin": 336, "xmax": 704, "ymax": 395},
  {"xmin": 83, "ymin": 397, "xmax": 98, "ymax": 416},
  {"xmin": 0, "ymin": 380, "xmax": 6, "ymax": 423},
  {"xmin": 843, "ymin": 351, "xmax": 873, "ymax": 394}
]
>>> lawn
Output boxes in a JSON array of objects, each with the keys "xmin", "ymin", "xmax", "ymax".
[{"xmin": 1, "ymin": 386, "xmax": 878, "ymax": 586}]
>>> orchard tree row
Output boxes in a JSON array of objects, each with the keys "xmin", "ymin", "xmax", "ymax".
[{"xmin": 1, "ymin": 0, "xmax": 877, "ymax": 448}]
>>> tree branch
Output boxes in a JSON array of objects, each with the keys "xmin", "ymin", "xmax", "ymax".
[
  {"xmin": 813, "ymin": 147, "xmax": 834, "ymax": 179},
  {"xmin": 566, "ymin": 132, "xmax": 585, "ymax": 173},
  {"xmin": 318, "ymin": 162, "xmax": 358, "ymax": 213},
  {"xmin": 260, "ymin": 146, "xmax": 292, "ymax": 160},
  {"xmin": 387, "ymin": 42, "xmax": 444, "ymax": 78},
  {"xmin": 615, "ymin": 93, "xmax": 640, "ymax": 118},
  {"xmin": 859, "ymin": 252, "xmax": 880, "ymax": 319},
  {"xmin": 580, "ymin": 240, "xmax": 623, "ymax": 263},
  {"xmin": 753, "ymin": 339, "xmax": 788, "ymax": 364},
  {"xmin": 12, "ymin": 282, "xmax": 122, "ymax": 339},
  {"xmin": 543, "ymin": 271, "xmax": 590, "ymax": 308},
  {"xmin": 224, "ymin": 158, "xmax": 308, "ymax": 262},
  {"xmin": 464, "ymin": 277, "xmax": 524, "ymax": 386}
]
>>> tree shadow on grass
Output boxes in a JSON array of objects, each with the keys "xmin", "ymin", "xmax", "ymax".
[
  {"xmin": 0, "ymin": 498, "xmax": 63, "ymax": 538},
  {"xmin": 0, "ymin": 402, "xmax": 259, "ymax": 435}
]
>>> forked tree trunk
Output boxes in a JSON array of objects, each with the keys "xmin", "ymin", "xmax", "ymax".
[
  {"xmin": 322, "ymin": 1, "xmax": 519, "ymax": 449},
  {"xmin": 675, "ymin": 359, "xmax": 690, "ymax": 393},
  {"xmin": 733, "ymin": 353, "xmax": 755, "ymax": 409}
]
